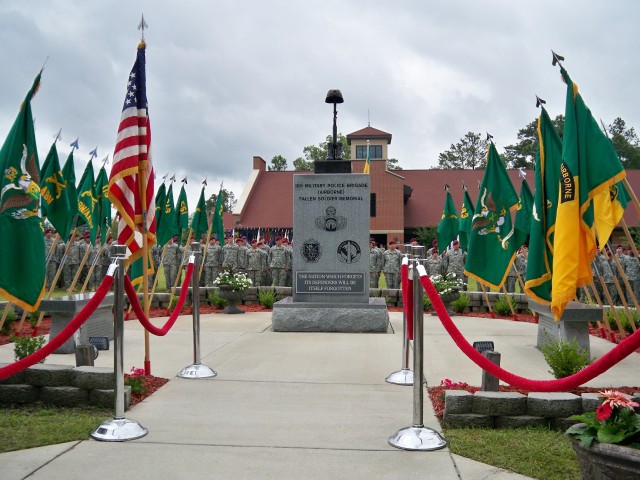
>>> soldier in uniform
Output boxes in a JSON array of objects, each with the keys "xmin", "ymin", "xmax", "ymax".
[
  {"xmin": 626, "ymin": 249, "xmax": 640, "ymax": 304},
  {"xmin": 427, "ymin": 239, "xmax": 438, "ymax": 256},
  {"xmin": 269, "ymin": 236, "xmax": 288, "ymax": 286},
  {"xmin": 282, "ymin": 237, "xmax": 293, "ymax": 287},
  {"xmin": 204, "ymin": 237, "xmax": 219, "ymax": 286},
  {"xmin": 369, "ymin": 238, "xmax": 383, "ymax": 288},
  {"xmin": 163, "ymin": 236, "xmax": 180, "ymax": 291},
  {"xmin": 64, "ymin": 233, "xmax": 82, "ymax": 290},
  {"xmin": 236, "ymin": 236, "xmax": 248, "ymax": 274},
  {"xmin": 443, "ymin": 239, "xmax": 467, "ymax": 286},
  {"xmin": 382, "ymin": 241, "xmax": 402, "ymax": 289},
  {"xmin": 100, "ymin": 236, "xmax": 113, "ymax": 279},
  {"xmin": 599, "ymin": 249, "xmax": 617, "ymax": 305},
  {"xmin": 515, "ymin": 245, "xmax": 528, "ymax": 290},
  {"xmin": 425, "ymin": 249, "xmax": 443, "ymax": 278},
  {"xmin": 259, "ymin": 240, "xmax": 272, "ymax": 286},
  {"xmin": 222, "ymin": 235, "xmax": 239, "ymax": 272},
  {"xmin": 246, "ymin": 239, "xmax": 267, "ymax": 287},
  {"xmin": 43, "ymin": 229, "xmax": 57, "ymax": 289},
  {"xmin": 505, "ymin": 262, "xmax": 517, "ymax": 293},
  {"xmin": 150, "ymin": 243, "xmax": 161, "ymax": 287}
]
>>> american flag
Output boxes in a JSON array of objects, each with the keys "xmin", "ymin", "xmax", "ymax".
[{"xmin": 108, "ymin": 40, "xmax": 156, "ymax": 264}]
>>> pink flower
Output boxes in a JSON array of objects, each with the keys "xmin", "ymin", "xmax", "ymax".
[
  {"xmin": 596, "ymin": 403, "xmax": 613, "ymax": 422},
  {"xmin": 598, "ymin": 390, "xmax": 640, "ymax": 410}
]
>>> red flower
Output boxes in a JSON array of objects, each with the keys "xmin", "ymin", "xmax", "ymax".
[{"xmin": 596, "ymin": 403, "xmax": 613, "ymax": 422}]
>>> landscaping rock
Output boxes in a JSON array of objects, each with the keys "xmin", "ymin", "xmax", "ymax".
[
  {"xmin": 527, "ymin": 392, "xmax": 581, "ymax": 418},
  {"xmin": 444, "ymin": 413, "xmax": 494, "ymax": 428},
  {"xmin": 473, "ymin": 391, "xmax": 527, "ymax": 416},
  {"xmin": 0, "ymin": 363, "xmax": 25, "ymax": 384},
  {"xmin": 40, "ymin": 386, "xmax": 89, "ymax": 406},
  {"xmin": 25, "ymin": 364, "xmax": 74, "ymax": 387},
  {"xmin": 71, "ymin": 366, "xmax": 114, "ymax": 390},
  {"xmin": 495, "ymin": 415, "xmax": 548, "ymax": 429},
  {"xmin": 90, "ymin": 386, "xmax": 131, "ymax": 410},
  {"xmin": 443, "ymin": 390, "xmax": 473, "ymax": 415},
  {"xmin": 0, "ymin": 384, "xmax": 39, "ymax": 404}
]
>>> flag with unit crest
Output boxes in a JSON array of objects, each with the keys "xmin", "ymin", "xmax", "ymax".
[{"xmin": 0, "ymin": 73, "xmax": 45, "ymax": 311}]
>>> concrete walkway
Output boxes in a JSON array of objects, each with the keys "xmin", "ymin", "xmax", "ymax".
[{"xmin": 2, "ymin": 310, "xmax": 639, "ymax": 479}]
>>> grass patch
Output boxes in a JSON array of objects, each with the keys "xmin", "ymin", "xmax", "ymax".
[
  {"xmin": 0, "ymin": 404, "xmax": 111, "ymax": 453},
  {"xmin": 444, "ymin": 426, "xmax": 580, "ymax": 480}
]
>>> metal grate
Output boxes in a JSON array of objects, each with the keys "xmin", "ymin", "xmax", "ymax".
[
  {"xmin": 472, "ymin": 341, "xmax": 494, "ymax": 353},
  {"xmin": 89, "ymin": 336, "xmax": 110, "ymax": 351}
]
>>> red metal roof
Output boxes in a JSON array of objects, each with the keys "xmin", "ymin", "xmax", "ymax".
[{"xmin": 346, "ymin": 126, "xmax": 392, "ymax": 144}]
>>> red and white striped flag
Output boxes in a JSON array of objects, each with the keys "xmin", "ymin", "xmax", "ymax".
[{"xmin": 108, "ymin": 40, "xmax": 156, "ymax": 264}]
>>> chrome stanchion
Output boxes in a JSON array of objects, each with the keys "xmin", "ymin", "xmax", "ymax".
[
  {"xmin": 178, "ymin": 242, "xmax": 217, "ymax": 379},
  {"xmin": 389, "ymin": 245, "xmax": 446, "ymax": 451},
  {"xmin": 92, "ymin": 244, "xmax": 148, "ymax": 441},
  {"xmin": 385, "ymin": 252, "xmax": 413, "ymax": 386}
]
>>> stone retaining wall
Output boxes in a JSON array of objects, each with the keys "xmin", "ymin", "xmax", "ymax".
[
  {"xmin": 0, "ymin": 364, "xmax": 130, "ymax": 409},
  {"xmin": 443, "ymin": 390, "xmax": 640, "ymax": 430}
]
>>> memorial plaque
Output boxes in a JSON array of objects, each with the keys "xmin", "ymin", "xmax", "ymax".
[{"xmin": 292, "ymin": 173, "xmax": 369, "ymax": 303}]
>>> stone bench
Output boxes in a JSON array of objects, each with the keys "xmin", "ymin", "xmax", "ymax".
[
  {"xmin": 529, "ymin": 299, "xmax": 602, "ymax": 357},
  {"xmin": 40, "ymin": 293, "xmax": 115, "ymax": 354}
]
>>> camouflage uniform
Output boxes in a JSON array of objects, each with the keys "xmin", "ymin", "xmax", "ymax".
[
  {"xmin": 259, "ymin": 243, "xmax": 272, "ymax": 286},
  {"xmin": 625, "ymin": 254, "xmax": 640, "ymax": 305},
  {"xmin": 284, "ymin": 243, "xmax": 293, "ymax": 287},
  {"xmin": 269, "ymin": 244, "xmax": 288, "ymax": 286},
  {"xmin": 247, "ymin": 245, "xmax": 268, "ymax": 287},
  {"xmin": 382, "ymin": 247, "xmax": 402, "ymax": 289},
  {"xmin": 101, "ymin": 240, "xmax": 113, "ymax": 279},
  {"xmin": 505, "ymin": 263, "xmax": 517, "ymax": 293},
  {"xmin": 424, "ymin": 253, "xmax": 443, "ymax": 278},
  {"xmin": 150, "ymin": 244, "xmax": 161, "ymax": 287},
  {"xmin": 444, "ymin": 248, "xmax": 467, "ymax": 285},
  {"xmin": 236, "ymin": 241, "xmax": 248, "ymax": 274},
  {"xmin": 56, "ymin": 240, "xmax": 66, "ymax": 288},
  {"xmin": 369, "ymin": 244, "xmax": 383, "ymax": 288},
  {"xmin": 163, "ymin": 240, "xmax": 180, "ymax": 291},
  {"xmin": 44, "ymin": 233, "xmax": 57, "ymax": 289},
  {"xmin": 599, "ymin": 253, "xmax": 617, "ymax": 306},
  {"xmin": 204, "ymin": 241, "xmax": 221, "ymax": 286},
  {"xmin": 222, "ymin": 240, "xmax": 239, "ymax": 271},
  {"xmin": 64, "ymin": 237, "xmax": 82, "ymax": 289}
]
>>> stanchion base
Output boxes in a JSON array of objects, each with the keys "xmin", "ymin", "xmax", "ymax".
[
  {"xmin": 385, "ymin": 368, "xmax": 414, "ymax": 385},
  {"xmin": 388, "ymin": 425, "xmax": 447, "ymax": 451},
  {"xmin": 177, "ymin": 363, "xmax": 217, "ymax": 379},
  {"xmin": 91, "ymin": 417, "xmax": 148, "ymax": 442}
]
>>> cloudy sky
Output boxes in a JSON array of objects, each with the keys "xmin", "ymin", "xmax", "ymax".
[{"xmin": 0, "ymin": 0, "xmax": 638, "ymax": 208}]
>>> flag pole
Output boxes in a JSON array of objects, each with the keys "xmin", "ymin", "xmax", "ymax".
[{"xmin": 478, "ymin": 283, "xmax": 495, "ymax": 318}]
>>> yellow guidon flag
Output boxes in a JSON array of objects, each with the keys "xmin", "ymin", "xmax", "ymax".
[{"xmin": 551, "ymin": 67, "xmax": 626, "ymax": 320}]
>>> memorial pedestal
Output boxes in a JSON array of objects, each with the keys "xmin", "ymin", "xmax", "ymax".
[
  {"xmin": 41, "ymin": 293, "xmax": 115, "ymax": 354},
  {"xmin": 529, "ymin": 299, "xmax": 601, "ymax": 357},
  {"xmin": 272, "ymin": 297, "xmax": 389, "ymax": 332}
]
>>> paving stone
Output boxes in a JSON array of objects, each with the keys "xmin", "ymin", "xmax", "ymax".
[
  {"xmin": 527, "ymin": 392, "xmax": 581, "ymax": 418},
  {"xmin": 472, "ymin": 391, "xmax": 527, "ymax": 416},
  {"xmin": 444, "ymin": 390, "xmax": 473, "ymax": 415}
]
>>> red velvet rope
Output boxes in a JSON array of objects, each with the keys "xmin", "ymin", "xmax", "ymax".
[
  {"xmin": 400, "ymin": 262, "xmax": 414, "ymax": 340},
  {"xmin": 420, "ymin": 273, "xmax": 640, "ymax": 392},
  {"xmin": 0, "ymin": 275, "xmax": 115, "ymax": 381},
  {"xmin": 124, "ymin": 262, "xmax": 194, "ymax": 336}
]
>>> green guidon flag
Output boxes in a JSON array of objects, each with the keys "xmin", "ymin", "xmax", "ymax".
[
  {"xmin": 211, "ymin": 185, "xmax": 225, "ymax": 241},
  {"xmin": 0, "ymin": 73, "xmax": 45, "ymax": 311},
  {"xmin": 464, "ymin": 142, "xmax": 519, "ymax": 290},
  {"xmin": 95, "ymin": 165, "xmax": 111, "ymax": 243},
  {"xmin": 458, "ymin": 189, "xmax": 475, "ymax": 252},
  {"xmin": 437, "ymin": 190, "xmax": 458, "ymax": 254},
  {"xmin": 40, "ymin": 141, "xmax": 73, "ymax": 240},
  {"xmin": 157, "ymin": 183, "xmax": 177, "ymax": 247},
  {"xmin": 191, "ymin": 186, "xmax": 209, "ymax": 240},
  {"xmin": 176, "ymin": 183, "xmax": 189, "ymax": 240},
  {"xmin": 76, "ymin": 160, "xmax": 99, "ymax": 243}
]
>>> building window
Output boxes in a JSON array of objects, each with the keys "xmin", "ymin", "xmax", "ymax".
[
  {"xmin": 370, "ymin": 193, "xmax": 376, "ymax": 217},
  {"xmin": 356, "ymin": 145, "xmax": 382, "ymax": 159}
]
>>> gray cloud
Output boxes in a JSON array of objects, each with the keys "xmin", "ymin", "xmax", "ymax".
[{"xmin": 0, "ymin": 0, "xmax": 638, "ymax": 208}]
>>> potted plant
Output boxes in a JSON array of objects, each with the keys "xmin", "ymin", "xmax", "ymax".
[
  {"xmin": 429, "ymin": 273, "xmax": 464, "ymax": 315},
  {"xmin": 212, "ymin": 266, "xmax": 253, "ymax": 314},
  {"xmin": 566, "ymin": 390, "xmax": 640, "ymax": 479}
]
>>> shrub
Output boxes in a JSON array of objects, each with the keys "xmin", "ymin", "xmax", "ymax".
[
  {"xmin": 258, "ymin": 290, "xmax": 277, "ymax": 309},
  {"xmin": 494, "ymin": 294, "xmax": 515, "ymax": 315},
  {"xmin": 11, "ymin": 335, "xmax": 46, "ymax": 363},
  {"xmin": 451, "ymin": 293, "xmax": 470, "ymax": 313},
  {"xmin": 605, "ymin": 308, "xmax": 639, "ymax": 333},
  {"xmin": 540, "ymin": 336, "xmax": 591, "ymax": 379},
  {"xmin": 423, "ymin": 295, "xmax": 432, "ymax": 311},
  {"xmin": 208, "ymin": 292, "xmax": 228, "ymax": 309},
  {"xmin": 124, "ymin": 367, "xmax": 146, "ymax": 393},
  {"xmin": 0, "ymin": 307, "xmax": 17, "ymax": 334},
  {"xmin": 28, "ymin": 311, "xmax": 40, "ymax": 328}
]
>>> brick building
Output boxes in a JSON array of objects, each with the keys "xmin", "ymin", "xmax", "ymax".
[{"xmin": 226, "ymin": 125, "xmax": 640, "ymax": 245}]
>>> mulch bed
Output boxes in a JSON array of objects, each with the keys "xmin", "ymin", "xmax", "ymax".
[{"xmin": 126, "ymin": 374, "xmax": 170, "ymax": 407}]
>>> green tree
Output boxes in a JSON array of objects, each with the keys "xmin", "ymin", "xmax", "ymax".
[
  {"xmin": 268, "ymin": 155, "xmax": 288, "ymax": 171},
  {"xmin": 608, "ymin": 117, "xmax": 640, "ymax": 169},
  {"xmin": 413, "ymin": 226, "xmax": 437, "ymax": 247},
  {"xmin": 293, "ymin": 157, "xmax": 314, "ymax": 171},
  {"xmin": 503, "ymin": 115, "xmax": 564, "ymax": 169},
  {"xmin": 205, "ymin": 188, "xmax": 236, "ymax": 214},
  {"xmin": 291, "ymin": 133, "xmax": 351, "ymax": 171},
  {"xmin": 437, "ymin": 132, "xmax": 488, "ymax": 169},
  {"xmin": 387, "ymin": 158, "xmax": 402, "ymax": 170}
]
